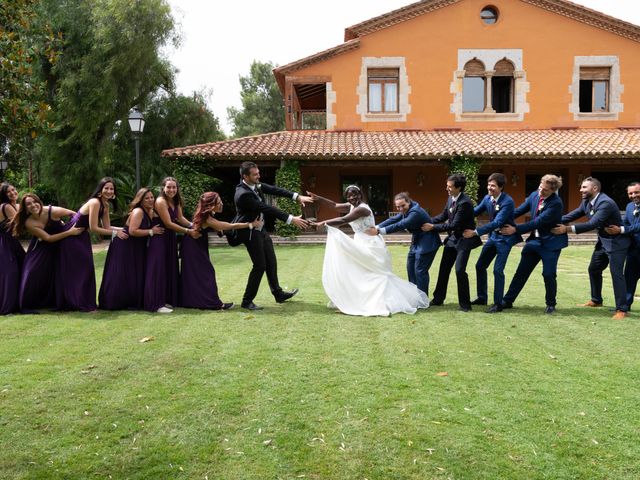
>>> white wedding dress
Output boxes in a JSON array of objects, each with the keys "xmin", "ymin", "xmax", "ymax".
[{"xmin": 322, "ymin": 203, "xmax": 429, "ymax": 316}]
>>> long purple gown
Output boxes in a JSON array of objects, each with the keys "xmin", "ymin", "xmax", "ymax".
[
  {"xmin": 0, "ymin": 204, "xmax": 24, "ymax": 314},
  {"xmin": 19, "ymin": 207, "xmax": 64, "ymax": 311},
  {"xmin": 178, "ymin": 227, "xmax": 223, "ymax": 309},
  {"xmin": 98, "ymin": 210, "xmax": 151, "ymax": 310},
  {"xmin": 56, "ymin": 207, "xmax": 99, "ymax": 312},
  {"xmin": 143, "ymin": 206, "xmax": 179, "ymax": 311}
]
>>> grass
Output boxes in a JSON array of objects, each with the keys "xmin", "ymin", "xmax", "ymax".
[{"xmin": 1, "ymin": 244, "xmax": 639, "ymax": 479}]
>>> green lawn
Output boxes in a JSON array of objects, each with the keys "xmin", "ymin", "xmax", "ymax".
[{"xmin": 1, "ymin": 245, "xmax": 639, "ymax": 479}]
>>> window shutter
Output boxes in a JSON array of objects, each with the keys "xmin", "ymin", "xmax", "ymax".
[
  {"xmin": 463, "ymin": 59, "xmax": 485, "ymax": 76},
  {"xmin": 368, "ymin": 68, "xmax": 399, "ymax": 79},
  {"xmin": 580, "ymin": 66, "xmax": 610, "ymax": 80},
  {"xmin": 494, "ymin": 59, "xmax": 515, "ymax": 76}
]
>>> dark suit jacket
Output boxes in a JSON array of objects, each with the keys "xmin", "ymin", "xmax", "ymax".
[
  {"xmin": 378, "ymin": 201, "xmax": 441, "ymax": 254},
  {"xmin": 624, "ymin": 201, "xmax": 640, "ymax": 253},
  {"xmin": 431, "ymin": 193, "xmax": 482, "ymax": 251},
  {"xmin": 233, "ymin": 182, "xmax": 296, "ymax": 242},
  {"xmin": 562, "ymin": 192, "xmax": 629, "ymax": 253},
  {"xmin": 514, "ymin": 191, "xmax": 568, "ymax": 251},
  {"xmin": 474, "ymin": 192, "xmax": 522, "ymax": 247}
]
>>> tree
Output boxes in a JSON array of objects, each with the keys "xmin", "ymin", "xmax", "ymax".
[
  {"xmin": 0, "ymin": 0, "xmax": 58, "ymax": 171},
  {"xmin": 33, "ymin": 0, "xmax": 178, "ymax": 206},
  {"xmin": 227, "ymin": 60, "xmax": 285, "ymax": 138},
  {"xmin": 108, "ymin": 91, "xmax": 225, "ymax": 216}
]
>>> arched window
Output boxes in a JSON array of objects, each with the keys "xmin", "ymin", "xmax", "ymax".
[
  {"xmin": 463, "ymin": 59, "xmax": 486, "ymax": 112},
  {"xmin": 492, "ymin": 59, "xmax": 515, "ymax": 113}
]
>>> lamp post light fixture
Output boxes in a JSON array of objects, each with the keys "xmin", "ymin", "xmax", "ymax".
[
  {"xmin": 0, "ymin": 160, "xmax": 7, "ymax": 180},
  {"xmin": 127, "ymin": 107, "xmax": 145, "ymax": 190}
]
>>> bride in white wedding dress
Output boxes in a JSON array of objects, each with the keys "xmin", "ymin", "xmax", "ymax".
[{"xmin": 310, "ymin": 185, "xmax": 429, "ymax": 316}]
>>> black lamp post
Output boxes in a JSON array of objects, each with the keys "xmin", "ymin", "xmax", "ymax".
[{"xmin": 127, "ymin": 107, "xmax": 145, "ymax": 190}]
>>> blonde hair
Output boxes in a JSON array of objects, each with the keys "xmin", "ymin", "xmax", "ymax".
[{"xmin": 541, "ymin": 174, "xmax": 562, "ymax": 192}]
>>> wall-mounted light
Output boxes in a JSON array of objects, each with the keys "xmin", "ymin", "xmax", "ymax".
[
  {"xmin": 416, "ymin": 172, "xmax": 424, "ymax": 187},
  {"xmin": 308, "ymin": 174, "xmax": 316, "ymax": 189},
  {"xmin": 511, "ymin": 172, "xmax": 519, "ymax": 187},
  {"xmin": 577, "ymin": 172, "xmax": 585, "ymax": 186}
]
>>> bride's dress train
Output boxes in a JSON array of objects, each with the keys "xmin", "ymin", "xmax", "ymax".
[{"xmin": 322, "ymin": 204, "xmax": 429, "ymax": 316}]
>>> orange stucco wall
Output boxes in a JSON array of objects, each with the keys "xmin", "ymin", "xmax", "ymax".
[{"xmin": 290, "ymin": 0, "xmax": 640, "ymax": 130}]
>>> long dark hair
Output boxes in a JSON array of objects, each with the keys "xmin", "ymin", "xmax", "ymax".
[
  {"xmin": 11, "ymin": 193, "xmax": 42, "ymax": 236},
  {"xmin": 128, "ymin": 187, "xmax": 153, "ymax": 215},
  {"xmin": 88, "ymin": 177, "xmax": 118, "ymax": 211},
  {"xmin": 192, "ymin": 191, "xmax": 220, "ymax": 231},
  {"xmin": 160, "ymin": 176, "xmax": 184, "ymax": 209},
  {"xmin": 0, "ymin": 182, "xmax": 14, "ymax": 204}
]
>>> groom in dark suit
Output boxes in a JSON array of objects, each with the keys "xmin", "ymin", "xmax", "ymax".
[
  {"xmin": 422, "ymin": 173, "xmax": 482, "ymax": 311},
  {"xmin": 234, "ymin": 161, "xmax": 312, "ymax": 310},
  {"xmin": 552, "ymin": 177, "xmax": 630, "ymax": 319},
  {"xmin": 368, "ymin": 192, "xmax": 441, "ymax": 295}
]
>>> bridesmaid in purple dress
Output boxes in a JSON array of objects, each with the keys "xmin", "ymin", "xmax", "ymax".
[
  {"xmin": 99, "ymin": 188, "xmax": 164, "ymax": 310},
  {"xmin": 144, "ymin": 177, "xmax": 197, "ymax": 313},
  {"xmin": 11, "ymin": 194, "xmax": 83, "ymax": 311},
  {"xmin": 57, "ymin": 177, "xmax": 126, "ymax": 312},
  {"xmin": 179, "ymin": 192, "xmax": 262, "ymax": 310},
  {"xmin": 0, "ymin": 182, "xmax": 25, "ymax": 315}
]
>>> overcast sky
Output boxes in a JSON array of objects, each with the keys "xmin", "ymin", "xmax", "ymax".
[{"xmin": 164, "ymin": 0, "xmax": 640, "ymax": 136}]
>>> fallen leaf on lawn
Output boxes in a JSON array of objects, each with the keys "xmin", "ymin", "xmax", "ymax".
[
  {"xmin": 139, "ymin": 336, "xmax": 155, "ymax": 343},
  {"xmin": 263, "ymin": 439, "xmax": 272, "ymax": 446},
  {"xmin": 244, "ymin": 315, "xmax": 254, "ymax": 320},
  {"xmin": 436, "ymin": 372, "xmax": 448, "ymax": 377},
  {"xmin": 549, "ymin": 354, "xmax": 557, "ymax": 360},
  {"xmin": 592, "ymin": 439, "xmax": 599, "ymax": 444}
]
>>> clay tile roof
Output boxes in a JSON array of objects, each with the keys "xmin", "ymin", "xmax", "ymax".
[{"xmin": 162, "ymin": 128, "xmax": 640, "ymax": 161}]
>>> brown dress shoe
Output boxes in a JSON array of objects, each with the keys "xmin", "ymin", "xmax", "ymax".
[
  {"xmin": 611, "ymin": 310, "xmax": 628, "ymax": 320},
  {"xmin": 578, "ymin": 300, "xmax": 603, "ymax": 307}
]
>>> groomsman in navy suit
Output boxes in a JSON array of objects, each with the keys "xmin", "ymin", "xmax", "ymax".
[
  {"xmin": 422, "ymin": 173, "xmax": 482, "ymax": 311},
  {"xmin": 605, "ymin": 181, "xmax": 640, "ymax": 314},
  {"xmin": 552, "ymin": 177, "xmax": 629, "ymax": 320},
  {"xmin": 500, "ymin": 174, "xmax": 568, "ymax": 314},
  {"xmin": 367, "ymin": 192, "xmax": 441, "ymax": 296},
  {"xmin": 463, "ymin": 173, "xmax": 521, "ymax": 313}
]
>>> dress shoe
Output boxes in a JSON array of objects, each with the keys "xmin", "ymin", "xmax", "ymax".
[
  {"xmin": 544, "ymin": 306, "xmax": 556, "ymax": 314},
  {"xmin": 486, "ymin": 304, "xmax": 503, "ymax": 313},
  {"xmin": 502, "ymin": 301, "xmax": 513, "ymax": 310},
  {"xmin": 221, "ymin": 302, "xmax": 234, "ymax": 310},
  {"xmin": 459, "ymin": 306, "xmax": 471, "ymax": 312},
  {"xmin": 430, "ymin": 299, "xmax": 443, "ymax": 306},
  {"xmin": 241, "ymin": 302, "xmax": 263, "ymax": 311},
  {"xmin": 611, "ymin": 310, "xmax": 628, "ymax": 320},
  {"xmin": 470, "ymin": 298, "xmax": 487, "ymax": 306},
  {"xmin": 275, "ymin": 288, "xmax": 299, "ymax": 303},
  {"xmin": 156, "ymin": 306, "xmax": 173, "ymax": 313},
  {"xmin": 578, "ymin": 300, "xmax": 602, "ymax": 307}
]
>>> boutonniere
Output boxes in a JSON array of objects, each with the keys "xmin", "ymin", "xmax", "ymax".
[
  {"xmin": 494, "ymin": 204, "xmax": 500, "ymax": 212},
  {"xmin": 589, "ymin": 209, "xmax": 595, "ymax": 216},
  {"xmin": 634, "ymin": 207, "xmax": 639, "ymax": 217},
  {"xmin": 449, "ymin": 206, "xmax": 454, "ymax": 213}
]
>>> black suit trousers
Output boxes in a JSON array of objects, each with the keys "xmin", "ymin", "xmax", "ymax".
[
  {"xmin": 243, "ymin": 230, "xmax": 281, "ymax": 304},
  {"xmin": 432, "ymin": 245, "xmax": 472, "ymax": 308}
]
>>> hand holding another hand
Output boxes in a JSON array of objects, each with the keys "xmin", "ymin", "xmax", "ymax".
[
  {"xmin": 292, "ymin": 216, "xmax": 310, "ymax": 229},
  {"xmin": 500, "ymin": 225, "xmax": 516, "ymax": 235},
  {"xmin": 604, "ymin": 225, "xmax": 622, "ymax": 235},
  {"xmin": 421, "ymin": 223, "xmax": 434, "ymax": 232},
  {"xmin": 550, "ymin": 224, "xmax": 568, "ymax": 235},
  {"xmin": 463, "ymin": 229, "xmax": 476, "ymax": 239}
]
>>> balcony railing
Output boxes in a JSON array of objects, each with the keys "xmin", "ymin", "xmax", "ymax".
[{"xmin": 293, "ymin": 110, "xmax": 326, "ymax": 130}]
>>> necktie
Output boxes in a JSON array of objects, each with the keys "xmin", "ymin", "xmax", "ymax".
[
  {"xmin": 491, "ymin": 199, "xmax": 497, "ymax": 220},
  {"xmin": 534, "ymin": 196, "xmax": 544, "ymax": 217}
]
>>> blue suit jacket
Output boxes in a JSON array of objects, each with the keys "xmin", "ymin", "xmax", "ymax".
[
  {"xmin": 378, "ymin": 201, "xmax": 441, "ymax": 254},
  {"xmin": 514, "ymin": 191, "xmax": 568, "ymax": 250},
  {"xmin": 474, "ymin": 192, "xmax": 522, "ymax": 247},
  {"xmin": 623, "ymin": 201, "xmax": 640, "ymax": 253},
  {"xmin": 562, "ymin": 193, "xmax": 629, "ymax": 253}
]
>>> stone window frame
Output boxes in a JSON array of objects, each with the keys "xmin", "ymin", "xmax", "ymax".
[
  {"xmin": 357, "ymin": 57, "xmax": 411, "ymax": 123},
  {"xmin": 451, "ymin": 49, "xmax": 529, "ymax": 122},
  {"xmin": 569, "ymin": 56, "xmax": 623, "ymax": 121}
]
